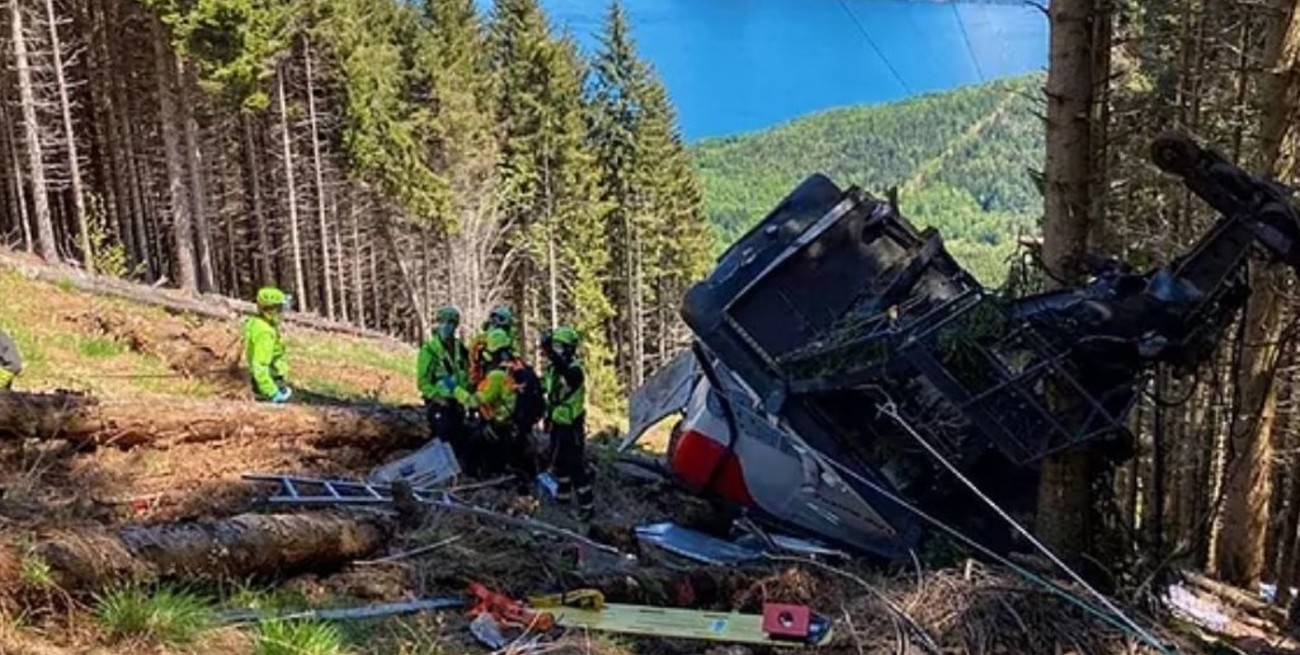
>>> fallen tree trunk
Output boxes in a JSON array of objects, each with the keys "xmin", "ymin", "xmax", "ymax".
[
  {"xmin": 3, "ymin": 512, "xmax": 391, "ymax": 591},
  {"xmin": 0, "ymin": 248, "xmax": 406, "ymax": 344},
  {"xmin": 0, "ymin": 391, "xmax": 426, "ymax": 451}
]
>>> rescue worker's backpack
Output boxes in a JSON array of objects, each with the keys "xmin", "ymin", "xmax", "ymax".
[{"xmin": 507, "ymin": 360, "xmax": 545, "ymax": 430}]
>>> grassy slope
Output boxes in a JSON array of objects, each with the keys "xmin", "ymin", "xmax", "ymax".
[
  {"xmin": 692, "ymin": 74, "xmax": 1045, "ymax": 284},
  {"xmin": 0, "ymin": 269, "xmax": 641, "ymax": 655},
  {"xmin": 0, "ymin": 269, "xmax": 418, "ymax": 405}
]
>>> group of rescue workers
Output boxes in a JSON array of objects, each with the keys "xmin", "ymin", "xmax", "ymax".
[
  {"xmin": 417, "ymin": 304, "xmax": 593, "ymax": 518},
  {"xmin": 0, "ymin": 284, "xmax": 593, "ymax": 519},
  {"xmin": 240, "ymin": 286, "xmax": 594, "ymax": 520}
]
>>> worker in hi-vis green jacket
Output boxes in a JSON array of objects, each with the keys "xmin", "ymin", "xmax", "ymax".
[
  {"xmin": 245, "ymin": 287, "xmax": 292, "ymax": 403},
  {"xmin": 0, "ymin": 327, "xmax": 22, "ymax": 391}
]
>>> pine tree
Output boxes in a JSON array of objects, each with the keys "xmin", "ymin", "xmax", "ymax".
[
  {"xmin": 489, "ymin": 0, "xmax": 557, "ymax": 349},
  {"xmin": 542, "ymin": 37, "xmax": 619, "ymax": 407},
  {"xmin": 588, "ymin": 0, "xmax": 650, "ymax": 388},
  {"xmin": 638, "ymin": 78, "xmax": 713, "ymax": 366},
  {"xmin": 418, "ymin": 0, "xmax": 499, "ymax": 323}
]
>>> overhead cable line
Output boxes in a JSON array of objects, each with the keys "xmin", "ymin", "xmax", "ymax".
[
  {"xmin": 834, "ymin": 0, "xmax": 914, "ymax": 95},
  {"xmin": 950, "ymin": 1, "xmax": 987, "ymax": 82}
]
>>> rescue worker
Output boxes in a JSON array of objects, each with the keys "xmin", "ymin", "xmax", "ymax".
[
  {"xmin": 245, "ymin": 286, "xmax": 292, "ymax": 403},
  {"xmin": 0, "ymin": 327, "xmax": 22, "ymax": 391},
  {"xmin": 540, "ymin": 326, "xmax": 592, "ymax": 519},
  {"xmin": 470, "ymin": 305, "xmax": 520, "ymax": 384},
  {"xmin": 473, "ymin": 328, "xmax": 538, "ymax": 491},
  {"xmin": 417, "ymin": 305, "xmax": 472, "ymax": 460}
]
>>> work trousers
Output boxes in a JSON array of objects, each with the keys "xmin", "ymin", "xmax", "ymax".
[
  {"xmin": 481, "ymin": 420, "xmax": 538, "ymax": 492},
  {"xmin": 551, "ymin": 415, "xmax": 592, "ymax": 515},
  {"xmin": 426, "ymin": 398, "xmax": 469, "ymax": 467}
]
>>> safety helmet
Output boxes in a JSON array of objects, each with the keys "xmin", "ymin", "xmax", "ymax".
[
  {"xmin": 551, "ymin": 326, "xmax": 580, "ymax": 347},
  {"xmin": 487, "ymin": 305, "xmax": 513, "ymax": 328},
  {"xmin": 436, "ymin": 305, "xmax": 460, "ymax": 325},
  {"xmin": 256, "ymin": 286, "xmax": 289, "ymax": 309},
  {"xmin": 485, "ymin": 328, "xmax": 513, "ymax": 354}
]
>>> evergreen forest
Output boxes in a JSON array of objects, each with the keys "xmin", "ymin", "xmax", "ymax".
[
  {"xmin": 693, "ymin": 74, "xmax": 1044, "ymax": 283},
  {"xmin": 0, "ymin": 0, "xmax": 715, "ymax": 409}
]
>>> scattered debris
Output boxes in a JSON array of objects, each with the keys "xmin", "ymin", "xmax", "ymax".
[
  {"xmin": 635, "ymin": 522, "xmax": 764, "ymax": 565},
  {"xmin": 217, "ymin": 596, "xmax": 465, "ymax": 624},
  {"xmin": 368, "ymin": 438, "xmax": 460, "ymax": 488},
  {"xmin": 470, "ymin": 612, "xmax": 508, "ymax": 649},
  {"xmin": 247, "ymin": 473, "xmax": 634, "ymax": 562},
  {"xmin": 1164, "ymin": 583, "xmax": 1230, "ymax": 632}
]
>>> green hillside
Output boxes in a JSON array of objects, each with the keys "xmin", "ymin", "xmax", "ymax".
[{"xmin": 692, "ymin": 74, "xmax": 1046, "ymax": 284}]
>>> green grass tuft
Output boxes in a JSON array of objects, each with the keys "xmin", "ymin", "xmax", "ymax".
[
  {"xmin": 77, "ymin": 336, "xmax": 125, "ymax": 358},
  {"xmin": 16, "ymin": 538, "xmax": 54, "ymax": 589},
  {"xmin": 254, "ymin": 619, "xmax": 349, "ymax": 655},
  {"xmin": 94, "ymin": 584, "xmax": 215, "ymax": 646}
]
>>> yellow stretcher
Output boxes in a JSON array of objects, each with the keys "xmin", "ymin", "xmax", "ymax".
[{"xmin": 548, "ymin": 602, "xmax": 833, "ymax": 648}]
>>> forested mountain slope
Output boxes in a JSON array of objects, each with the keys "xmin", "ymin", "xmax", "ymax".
[{"xmin": 693, "ymin": 74, "xmax": 1045, "ymax": 283}]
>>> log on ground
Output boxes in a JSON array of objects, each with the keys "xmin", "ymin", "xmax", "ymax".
[
  {"xmin": 0, "ymin": 391, "xmax": 426, "ymax": 451},
  {"xmin": 3, "ymin": 512, "xmax": 391, "ymax": 591},
  {"xmin": 0, "ymin": 248, "xmax": 404, "ymax": 344}
]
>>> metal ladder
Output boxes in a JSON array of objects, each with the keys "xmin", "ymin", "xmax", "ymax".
[{"xmin": 242, "ymin": 474, "xmax": 445, "ymax": 506}]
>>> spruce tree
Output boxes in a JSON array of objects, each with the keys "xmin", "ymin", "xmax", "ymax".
[
  {"xmin": 544, "ymin": 37, "xmax": 619, "ymax": 409},
  {"xmin": 639, "ymin": 77, "xmax": 714, "ymax": 365},
  {"xmin": 489, "ymin": 0, "xmax": 554, "ymax": 350},
  {"xmin": 587, "ymin": 0, "xmax": 649, "ymax": 387}
]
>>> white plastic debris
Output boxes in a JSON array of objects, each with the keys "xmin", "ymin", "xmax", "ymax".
[
  {"xmin": 1162, "ymin": 583, "xmax": 1229, "ymax": 632},
  {"xmin": 369, "ymin": 438, "xmax": 460, "ymax": 488}
]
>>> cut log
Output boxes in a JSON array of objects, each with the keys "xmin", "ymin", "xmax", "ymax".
[
  {"xmin": 1183, "ymin": 571, "xmax": 1287, "ymax": 625},
  {"xmin": 0, "ymin": 248, "xmax": 407, "ymax": 345},
  {"xmin": 0, "ymin": 391, "xmax": 426, "ymax": 451},
  {"xmin": 3, "ymin": 512, "xmax": 390, "ymax": 591}
]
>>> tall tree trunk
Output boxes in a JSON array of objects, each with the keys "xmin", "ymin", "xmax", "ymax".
[
  {"xmin": 106, "ymin": 0, "xmax": 147, "ymax": 274},
  {"xmin": 12, "ymin": 0, "xmax": 56, "ymax": 261},
  {"xmin": 1215, "ymin": 0, "xmax": 1300, "ymax": 586},
  {"xmin": 1035, "ymin": 0, "xmax": 1100, "ymax": 561},
  {"xmin": 333, "ymin": 194, "xmax": 348, "ymax": 322},
  {"xmin": 351, "ymin": 195, "xmax": 365, "ymax": 329},
  {"xmin": 178, "ymin": 60, "xmax": 215, "ymax": 292},
  {"xmin": 43, "ymin": 0, "xmax": 91, "ymax": 270},
  {"xmin": 1, "ymin": 100, "xmax": 32, "ymax": 252},
  {"xmin": 303, "ymin": 38, "xmax": 333, "ymax": 319},
  {"xmin": 153, "ymin": 17, "xmax": 197, "ymax": 292},
  {"xmin": 377, "ymin": 217, "xmax": 429, "ymax": 337},
  {"xmin": 242, "ymin": 113, "xmax": 272, "ymax": 284},
  {"xmin": 276, "ymin": 66, "xmax": 307, "ymax": 310}
]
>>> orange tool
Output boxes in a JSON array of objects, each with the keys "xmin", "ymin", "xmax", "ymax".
[{"xmin": 466, "ymin": 582, "xmax": 556, "ymax": 632}]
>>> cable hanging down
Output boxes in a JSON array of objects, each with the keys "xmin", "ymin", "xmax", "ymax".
[
  {"xmin": 835, "ymin": 0, "xmax": 914, "ymax": 95},
  {"xmin": 950, "ymin": 2, "xmax": 987, "ymax": 83},
  {"xmin": 801, "ymin": 386, "xmax": 1174, "ymax": 654}
]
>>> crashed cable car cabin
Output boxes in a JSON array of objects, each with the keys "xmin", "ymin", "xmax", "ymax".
[{"xmin": 630, "ymin": 131, "xmax": 1300, "ymax": 561}]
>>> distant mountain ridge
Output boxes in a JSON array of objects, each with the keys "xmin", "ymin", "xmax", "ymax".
[{"xmin": 690, "ymin": 74, "xmax": 1046, "ymax": 283}]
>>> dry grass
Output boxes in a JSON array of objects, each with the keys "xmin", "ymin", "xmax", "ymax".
[{"xmin": 0, "ymin": 269, "xmax": 418, "ymax": 404}]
